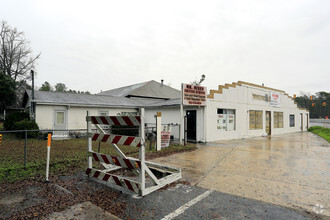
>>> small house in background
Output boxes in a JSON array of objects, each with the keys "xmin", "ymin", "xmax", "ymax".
[
  {"xmin": 22, "ymin": 80, "xmax": 309, "ymax": 142},
  {"xmin": 22, "ymin": 80, "xmax": 180, "ymax": 130}
]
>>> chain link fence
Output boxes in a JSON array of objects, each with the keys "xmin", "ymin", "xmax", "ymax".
[
  {"xmin": 0, "ymin": 124, "xmax": 181, "ymax": 182},
  {"xmin": 0, "ymin": 129, "xmax": 141, "ymax": 182}
]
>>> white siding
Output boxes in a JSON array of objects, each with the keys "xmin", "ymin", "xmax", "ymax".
[{"xmin": 35, "ymin": 104, "xmax": 138, "ymax": 130}]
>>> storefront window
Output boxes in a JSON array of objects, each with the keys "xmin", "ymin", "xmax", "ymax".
[
  {"xmin": 217, "ymin": 109, "xmax": 236, "ymax": 131},
  {"xmin": 274, "ymin": 112, "xmax": 284, "ymax": 128},
  {"xmin": 249, "ymin": 110, "xmax": 263, "ymax": 130}
]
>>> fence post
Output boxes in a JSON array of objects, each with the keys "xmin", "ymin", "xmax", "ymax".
[
  {"xmin": 45, "ymin": 133, "xmax": 52, "ymax": 182},
  {"xmin": 87, "ymin": 111, "xmax": 92, "ymax": 169},
  {"xmin": 139, "ymin": 108, "xmax": 146, "ymax": 195},
  {"xmin": 24, "ymin": 130, "xmax": 27, "ymax": 168}
]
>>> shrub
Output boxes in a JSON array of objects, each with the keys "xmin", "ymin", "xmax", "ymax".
[
  {"xmin": 12, "ymin": 119, "xmax": 39, "ymax": 138},
  {"xmin": 4, "ymin": 112, "xmax": 30, "ymax": 130}
]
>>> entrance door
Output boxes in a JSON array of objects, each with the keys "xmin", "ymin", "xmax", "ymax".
[
  {"xmin": 306, "ymin": 113, "xmax": 309, "ymax": 129},
  {"xmin": 300, "ymin": 113, "xmax": 303, "ymax": 131},
  {"xmin": 186, "ymin": 110, "xmax": 196, "ymax": 141},
  {"xmin": 54, "ymin": 110, "xmax": 67, "ymax": 130},
  {"xmin": 266, "ymin": 111, "xmax": 271, "ymax": 135}
]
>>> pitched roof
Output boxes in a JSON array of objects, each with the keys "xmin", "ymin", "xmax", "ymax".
[
  {"xmin": 23, "ymin": 90, "xmax": 157, "ymax": 108},
  {"xmin": 98, "ymin": 80, "xmax": 181, "ymax": 100}
]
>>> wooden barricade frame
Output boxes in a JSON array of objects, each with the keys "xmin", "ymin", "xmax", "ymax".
[{"xmin": 86, "ymin": 108, "xmax": 182, "ymax": 196}]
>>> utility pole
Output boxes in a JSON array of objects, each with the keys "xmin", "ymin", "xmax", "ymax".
[{"xmin": 31, "ymin": 70, "xmax": 35, "ymax": 121}]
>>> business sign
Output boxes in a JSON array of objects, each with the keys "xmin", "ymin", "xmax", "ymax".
[
  {"xmin": 161, "ymin": 125, "xmax": 171, "ymax": 148},
  {"xmin": 182, "ymin": 84, "xmax": 207, "ymax": 106},
  {"xmin": 270, "ymin": 92, "xmax": 280, "ymax": 107}
]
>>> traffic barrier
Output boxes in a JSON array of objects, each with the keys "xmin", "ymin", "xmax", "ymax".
[{"xmin": 86, "ymin": 108, "xmax": 182, "ymax": 196}]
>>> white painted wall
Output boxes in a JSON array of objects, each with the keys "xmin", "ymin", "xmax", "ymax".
[
  {"xmin": 206, "ymin": 84, "xmax": 309, "ymax": 142},
  {"xmin": 35, "ymin": 104, "xmax": 138, "ymax": 130}
]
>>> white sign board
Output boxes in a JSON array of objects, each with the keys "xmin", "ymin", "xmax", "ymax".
[
  {"xmin": 161, "ymin": 125, "xmax": 171, "ymax": 148},
  {"xmin": 182, "ymin": 84, "xmax": 207, "ymax": 106},
  {"xmin": 217, "ymin": 114, "xmax": 227, "ymax": 130},
  {"xmin": 270, "ymin": 92, "xmax": 280, "ymax": 107}
]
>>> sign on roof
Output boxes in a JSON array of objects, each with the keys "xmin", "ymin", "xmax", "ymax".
[
  {"xmin": 182, "ymin": 83, "xmax": 207, "ymax": 106},
  {"xmin": 270, "ymin": 92, "xmax": 280, "ymax": 107}
]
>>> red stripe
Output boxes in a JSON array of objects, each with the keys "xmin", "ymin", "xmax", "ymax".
[
  {"xmin": 135, "ymin": 183, "xmax": 140, "ymax": 190},
  {"xmin": 123, "ymin": 158, "xmax": 134, "ymax": 169},
  {"xmin": 112, "ymin": 135, "xmax": 122, "ymax": 144},
  {"xmin": 101, "ymin": 154, "xmax": 110, "ymax": 164},
  {"xmin": 110, "ymin": 116, "xmax": 120, "ymax": 126},
  {"xmin": 112, "ymin": 176, "xmax": 122, "ymax": 187},
  {"xmin": 92, "ymin": 153, "xmax": 99, "ymax": 161},
  {"xmin": 136, "ymin": 161, "xmax": 141, "ymax": 168},
  {"xmin": 136, "ymin": 142, "xmax": 141, "ymax": 148},
  {"xmin": 91, "ymin": 116, "xmax": 98, "ymax": 124},
  {"xmin": 122, "ymin": 116, "xmax": 134, "ymax": 126},
  {"xmin": 135, "ymin": 116, "xmax": 141, "ymax": 125},
  {"xmin": 101, "ymin": 134, "xmax": 110, "ymax": 142},
  {"xmin": 93, "ymin": 171, "xmax": 101, "ymax": 178},
  {"xmin": 111, "ymin": 156, "xmax": 121, "ymax": 166},
  {"xmin": 123, "ymin": 136, "xmax": 134, "ymax": 146},
  {"xmin": 100, "ymin": 116, "xmax": 109, "ymax": 125},
  {"xmin": 92, "ymin": 133, "xmax": 100, "ymax": 141},
  {"xmin": 102, "ymin": 174, "xmax": 110, "ymax": 181},
  {"xmin": 124, "ymin": 179, "xmax": 134, "ymax": 192},
  {"xmin": 86, "ymin": 168, "xmax": 91, "ymax": 175}
]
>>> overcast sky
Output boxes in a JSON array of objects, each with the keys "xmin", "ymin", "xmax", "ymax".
[{"xmin": 1, "ymin": 0, "xmax": 329, "ymax": 95}]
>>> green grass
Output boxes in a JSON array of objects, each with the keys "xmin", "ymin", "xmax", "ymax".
[
  {"xmin": 308, "ymin": 126, "xmax": 330, "ymax": 142},
  {"xmin": 0, "ymin": 135, "xmax": 196, "ymax": 183}
]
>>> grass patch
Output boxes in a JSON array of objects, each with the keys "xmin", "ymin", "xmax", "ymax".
[
  {"xmin": 0, "ymin": 135, "xmax": 197, "ymax": 183},
  {"xmin": 308, "ymin": 126, "xmax": 330, "ymax": 142}
]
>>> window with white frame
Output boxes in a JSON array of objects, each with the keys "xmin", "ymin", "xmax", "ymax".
[
  {"xmin": 117, "ymin": 112, "xmax": 138, "ymax": 116},
  {"xmin": 99, "ymin": 110, "xmax": 109, "ymax": 116},
  {"xmin": 290, "ymin": 114, "xmax": 295, "ymax": 127}
]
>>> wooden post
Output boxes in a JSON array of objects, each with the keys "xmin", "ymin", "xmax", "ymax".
[{"xmin": 156, "ymin": 112, "xmax": 162, "ymax": 151}]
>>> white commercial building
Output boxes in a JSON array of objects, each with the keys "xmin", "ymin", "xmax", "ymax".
[{"xmin": 23, "ymin": 80, "xmax": 309, "ymax": 142}]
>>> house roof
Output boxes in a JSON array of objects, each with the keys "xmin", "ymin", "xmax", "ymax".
[
  {"xmin": 98, "ymin": 80, "xmax": 181, "ymax": 100},
  {"xmin": 145, "ymin": 98, "xmax": 181, "ymax": 107},
  {"xmin": 23, "ymin": 90, "xmax": 158, "ymax": 108}
]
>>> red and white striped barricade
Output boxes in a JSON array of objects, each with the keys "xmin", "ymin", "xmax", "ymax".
[{"xmin": 86, "ymin": 108, "xmax": 182, "ymax": 196}]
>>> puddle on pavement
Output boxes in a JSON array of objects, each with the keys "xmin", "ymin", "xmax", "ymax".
[{"xmin": 152, "ymin": 132, "xmax": 330, "ymax": 216}]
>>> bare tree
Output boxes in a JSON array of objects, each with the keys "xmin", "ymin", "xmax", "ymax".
[{"xmin": 0, "ymin": 21, "xmax": 40, "ymax": 89}]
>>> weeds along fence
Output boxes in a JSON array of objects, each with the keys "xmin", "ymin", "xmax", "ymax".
[
  {"xmin": 0, "ymin": 129, "xmax": 138, "ymax": 182},
  {"xmin": 0, "ymin": 126, "xmax": 177, "ymax": 182}
]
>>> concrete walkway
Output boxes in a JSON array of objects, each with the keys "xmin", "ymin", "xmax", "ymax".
[{"xmin": 152, "ymin": 132, "xmax": 330, "ymax": 216}]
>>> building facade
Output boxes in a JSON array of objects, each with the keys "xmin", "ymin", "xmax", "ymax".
[{"xmin": 23, "ymin": 80, "xmax": 309, "ymax": 142}]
